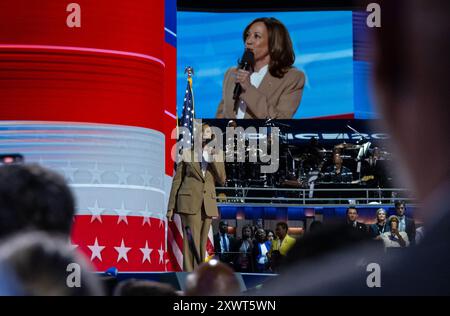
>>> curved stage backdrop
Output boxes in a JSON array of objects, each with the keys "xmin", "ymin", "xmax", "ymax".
[{"xmin": 0, "ymin": 1, "xmax": 178, "ymax": 271}]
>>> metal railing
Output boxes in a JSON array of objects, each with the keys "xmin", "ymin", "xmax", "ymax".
[{"xmin": 215, "ymin": 186, "xmax": 414, "ymax": 206}]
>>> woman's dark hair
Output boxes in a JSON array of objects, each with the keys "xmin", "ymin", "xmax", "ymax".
[
  {"xmin": 242, "ymin": 17, "xmax": 295, "ymax": 78},
  {"xmin": 242, "ymin": 224, "xmax": 254, "ymax": 238}
]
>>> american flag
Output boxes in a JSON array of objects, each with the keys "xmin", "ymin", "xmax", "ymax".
[{"xmin": 178, "ymin": 76, "xmax": 195, "ymax": 148}]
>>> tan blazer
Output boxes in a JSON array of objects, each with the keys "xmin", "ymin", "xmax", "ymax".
[
  {"xmin": 168, "ymin": 149, "xmax": 226, "ymax": 217},
  {"xmin": 215, "ymin": 66, "xmax": 305, "ymax": 119}
]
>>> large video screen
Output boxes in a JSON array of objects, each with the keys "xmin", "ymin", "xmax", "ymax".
[{"xmin": 177, "ymin": 10, "xmax": 375, "ymax": 119}]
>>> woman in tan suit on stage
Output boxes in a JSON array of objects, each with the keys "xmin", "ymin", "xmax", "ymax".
[
  {"xmin": 167, "ymin": 124, "xmax": 226, "ymax": 272},
  {"xmin": 216, "ymin": 17, "xmax": 305, "ymax": 119}
]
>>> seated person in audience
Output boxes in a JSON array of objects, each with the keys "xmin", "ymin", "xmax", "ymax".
[
  {"xmin": 253, "ymin": 228, "xmax": 272, "ymax": 273},
  {"xmin": 395, "ymin": 201, "xmax": 416, "ymax": 246},
  {"xmin": 213, "ymin": 220, "xmax": 237, "ymax": 267},
  {"xmin": 235, "ymin": 225, "xmax": 254, "ymax": 272},
  {"xmin": 381, "ymin": 216, "xmax": 409, "ymax": 249},
  {"xmin": 369, "ymin": 208, "xmax": 390, "ymax": 239},
  {"xmin": 322, "ymin": 153, "xmax": 352, "ymax": 183},
  {"xmin": 0, "ymin": 164, "xmax": 75, "ymax": 240},
  {"xmin": 346, "ymin": 206, "xmax": 367, "ymax": 236},
  {"xmin": 269, "ymin": 222, "xmax": 296, "ymax": 272}
]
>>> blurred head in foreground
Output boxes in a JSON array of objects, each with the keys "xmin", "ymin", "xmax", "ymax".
[
  {"xmin": 0, "ymin": 164, "xmax": 75, "ymax": 239},
  {"xmin": 114, "ymin": 279, "xmax": 178, "ymax": 296},
  {"xmin": 373, "ymin": 0, "xmax": 450, "ymax": 214},
  {"xmin": 185, "ymin": 259, "xmax": 240, "ymax": 296},
  {"xmin": 0, "ymin": 231, "xmax": 103, "ymax": 296}
]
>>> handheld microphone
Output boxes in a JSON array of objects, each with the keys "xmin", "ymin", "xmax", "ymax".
[{"xmin": 233, "ymin": 50, "xmax": 255, "ymax": 100}]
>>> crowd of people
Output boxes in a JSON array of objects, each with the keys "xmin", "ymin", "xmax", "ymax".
[
  {"xmin": 213, "ymin": 221, "xmax": 296, "ymax": 273},
  {"xmin": 212, "ymin": 201, "xmax": 419, "ymax": 275},
  {"xmin": 344, "ymin": 203, "xmax": 417, "ymax": 249}
]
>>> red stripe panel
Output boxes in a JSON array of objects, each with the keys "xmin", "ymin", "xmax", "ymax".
[
  {"xmin": 0, "ymin": 0, "xmax": 163, "ymax": 60},
  {"xmin": 164, "ymin": 43, "xmax": 177, "ymax": 175},
  {"xmin": 0, "ymin": 50, "xmax": 164, "ymax": 131},
  {"xmin": 0, "ymin": 0, "xmax": 165, "ymax": 132}
]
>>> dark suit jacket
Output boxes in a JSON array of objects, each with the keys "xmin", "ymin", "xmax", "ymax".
[
  {"xmin": 215, "ymin": 67, "xmax": 305, "ymax": 119},
  {"xmin": 369, "ymin": 223, "xmax": 390, "ymax": 238},
  {"xmin": 348, "ymin": 221, "xmax": 367, "ymax": 232},
  {"xmin": 213, "ymin": 232, "xmax": 237, "ymax": 264},
  {"xmin": 404, "ymin": 216, "xmax": 416, "ymax": 245}
]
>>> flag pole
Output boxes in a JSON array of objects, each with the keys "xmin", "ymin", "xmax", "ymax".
[
  {"xmin": 184, "ymin": 66, "xmax": 194, "ymax": 114},
  {"xmin": 183, "ymin": 66, "xmax": 195, "ymax": 147}
]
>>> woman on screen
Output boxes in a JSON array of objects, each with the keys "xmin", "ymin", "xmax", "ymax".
[{"xmin": 215, "ymin": 17, "xmax": 305, "ymax": 119}]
